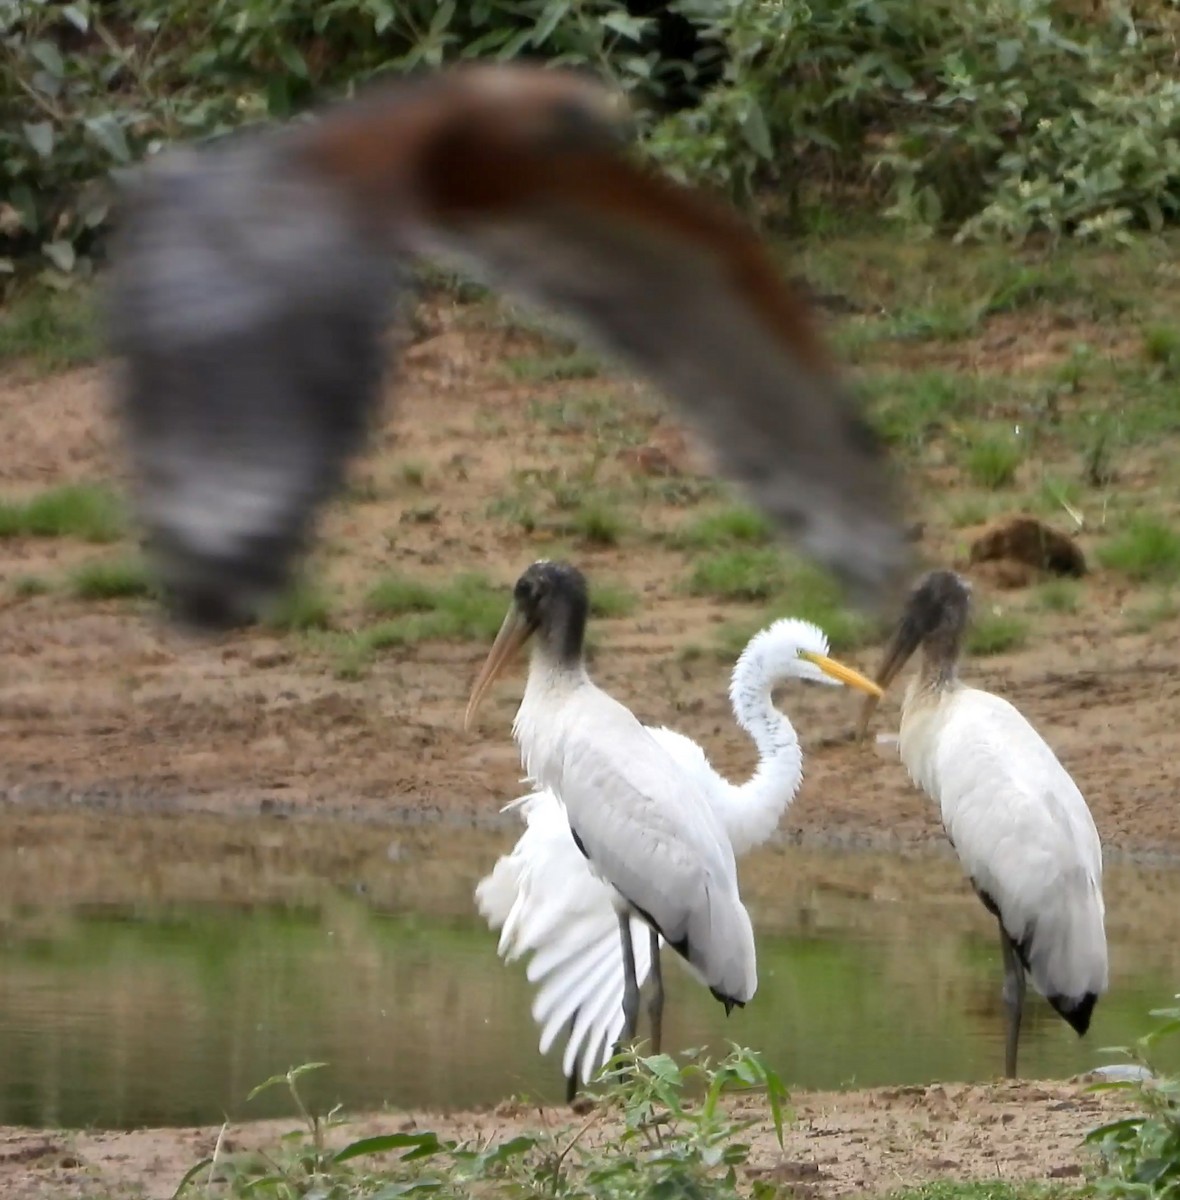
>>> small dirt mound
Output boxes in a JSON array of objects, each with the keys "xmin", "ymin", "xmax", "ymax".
[{"xmin": 969, "ymin": 516, "xmax": 1086, "ymax": 582}]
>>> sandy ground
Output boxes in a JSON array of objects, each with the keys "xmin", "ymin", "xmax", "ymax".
[
  {"xmin": 0, "ymin": 1078, "xmax": 1136, "ymax": 1198},
  {"xmin": 1, "ymin": 291, "xmax": 1178, "ymax": 1197}
]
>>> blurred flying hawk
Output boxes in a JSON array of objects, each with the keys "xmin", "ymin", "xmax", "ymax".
[{"xmin": 106, "ymin": 63, "xmax": 908, "ymax": 629}]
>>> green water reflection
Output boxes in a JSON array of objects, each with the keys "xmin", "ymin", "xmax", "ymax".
[{"xmin": 0, "ymin": 890, "xmax": 1176, "ymax": 1130}]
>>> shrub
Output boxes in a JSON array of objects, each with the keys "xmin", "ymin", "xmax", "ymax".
[
  {"xmin": 1086, "ymin": 998, "xmax": 1180, "ymax": 1200},
  {"xmin": 7, "ymin": 0, "xmax": 1180, "ymax": 280}
]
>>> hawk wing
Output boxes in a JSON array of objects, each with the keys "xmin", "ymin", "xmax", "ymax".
[{"xmin": 107, "ymin": 64, "xmax": 907, "ymax": 627}]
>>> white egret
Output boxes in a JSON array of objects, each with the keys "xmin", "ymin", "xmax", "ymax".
[
  {"xmin": 858, "ymin": 569, "xmax": 1108, "ymax": 1078},
  {"xmin": 476, "ymin": 612, "xmax": 883, "ymax": 1094}
]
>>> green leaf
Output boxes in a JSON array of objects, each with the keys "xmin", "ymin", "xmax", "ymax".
[
  {"xmin": 277, "ymin": 43, "xmax": 308, "ymax": 79},
  {"xmin": 996, "ymin": 39, "xmax": 1022, "ymax": 71},
  {"xmin": 29, "ymin": 41, "xmax": 65, "ymax": 78},
  {"xmin": 9, "ymin": 185, "xmax": 38, "ymax": 233},
  {"xmin": 739, "ymin": 101, "xmax": 773, "ymax": 160},
  {"xmin": 84, "ymin": 114, "xmax": 131, "ymax": 163},
  {"xmin": 62, "ymin": 4, "xmax": 89, "ymax": 32},
  {"xmin": 42, "ymin": 241, "xmax": 76, "ymax": 273},
  {"xmin": 22, "ymin": 121, "xmax": 54, "ymax": 159},
  {"xmin": 333, "ymin": 1132, "xmax": 445, "ymax": 1164},
  {"xmin": 170, "ymin": 1156, "xmax": 212, "ymax": 1199}
]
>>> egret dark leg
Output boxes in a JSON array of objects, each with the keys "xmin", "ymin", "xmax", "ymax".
[
  {"xmin": 646, "ymin": 928, "xmax": 665, "ymax": 1054},
  {"xmin": 615, "ymin": 913, "xmax": 641, "ymax": 1058},
  {"xmin": 999, "ymin": 924, "xmax": 1026, "ymax": 1079}
]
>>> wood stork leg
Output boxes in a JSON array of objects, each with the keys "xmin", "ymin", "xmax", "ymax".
[
  {"xmin": 646, "ymin": 927, "xmax": 665, "ymax": 1054},
  {"xmin": 617, "ymin": 913, "xmax": 641, "ymax": 1047},
  {"xmin": 999, "ymin": 925, "xmax": 1026, "ymax": 1079},
  {"xmin": 564, "ymin": 1009, "xmax": 580, "ymax": 1104}
]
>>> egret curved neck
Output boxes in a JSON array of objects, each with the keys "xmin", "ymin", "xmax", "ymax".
[{"xmin": 723, "ymin": 652, "xmax": 805, "ymax": 856}]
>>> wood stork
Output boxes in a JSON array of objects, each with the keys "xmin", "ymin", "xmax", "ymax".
[
  {"xmin": 106, "ymin": 63, "xmax": 907, "ymax": 630},
  {"xmin": 465, "ymin": 559, "xmax": 793, "ymax": 1062},
  {"xmin": 475, "ymin": 613, "xmax": 883, "ymax": 1095},
  {"xmin": 858, "ymin": 569, "xmax": 1108, "ymax": 1078}
]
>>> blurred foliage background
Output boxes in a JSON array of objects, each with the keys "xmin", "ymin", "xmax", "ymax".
[{"xmin": 3, "ymin": 0, "xmax": 1180, "ymax": 284}]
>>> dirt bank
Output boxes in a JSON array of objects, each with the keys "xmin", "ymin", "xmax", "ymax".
[
  {"xmin": 1, "ymin": 303, "xmax": 1180, "ymax": 860},
  {"xmin": 0, "ymin": 1077, "xmax": 1137, "ymax": 1200}
]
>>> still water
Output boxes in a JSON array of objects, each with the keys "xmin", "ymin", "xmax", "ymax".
[{"xmin": 0, "ymin": 820, "xmax": 1176, "ymax": 1130}]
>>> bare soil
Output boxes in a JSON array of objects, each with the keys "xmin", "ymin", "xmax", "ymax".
[
  {"xmin": 0, "ymin": 292, "xmax": 1178, "ymax": 1197},
  {"xmin": 0, "ymin": 1078, "xmax": 1137, "ymax": 1199}
]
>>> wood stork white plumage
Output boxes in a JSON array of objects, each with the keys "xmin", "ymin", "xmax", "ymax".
[
  {"xmin": 475, "ymin": 612, "xmax": 884, "ymax": 1095},
  {"xmin": 858, "ymin": 569, "xmax": 1108, "ymax": 1078}
]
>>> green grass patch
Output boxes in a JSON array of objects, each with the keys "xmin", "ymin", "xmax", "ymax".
[
  {"xmin": 564, "ymin": 499, "xmax": 626, "ymax": 546},
  {"xmin": 963, "ymin": 435, "xmax": 1023, "ymax": 490},
  {"xmin": 69, "ymin": 556, "xmax": 154, "ymax": 600},
  {"xmin": 689, "ymin": 548, "xmax": 784, "ymax": 602},
  {"xmin": 886, "ymin": 1183, "xmax": 1078, "ymax": 1200},
  {"xmin": 502, "ymin": 350, "xmax": 602, "ymax": 383},
  {"xmin": 711, "ymin": 559, "xmax": 882, "ymax": 656},
  {"xmin": 1034, "ymin": 579, "xmax": 1081, "ymax": 615},
  {"xmin": 864, "ymin": 371, "xmax": 973, "ymax": 452},
  {"xmin": 341, "ymin": 570, "xmax": 635, "ymax": 678},
  {"xmin": 11, "ymin": 574, "xmax": 51, "ymax": 597},
  {"xmin": 265, "ymin": 583, "xmax": 333, "ymax": 632},
  {"xmin": 0, "ymin": 287, "xmax": 99, "ymax": 373},
  {"xmin": 967, "ymin": 610, "xmax": 1029, "ymax": 656},
  {"xmin": 1142, "ymin": 323, "xmax": 1180, "ymax": 378},
  {"xmin": 589, "ymin": 579, "xmax": 637, "ymax": 619},
  {"xmin": 1098, "ymin": 516, "xmax": 1180, "ymax": 582},
  {"xmin": 674, "ymin": 506, "xmax": 774, "ymax": 549},
  {"xmin": 0, "ymin": 483, "xmax": 124, "ymax": 543}
]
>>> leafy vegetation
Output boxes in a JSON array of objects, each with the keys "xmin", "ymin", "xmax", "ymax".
[
  {"xmin": 177, "ymin": 1047, "xmax": 787, "ymax": 1199},
  {"xmin": 8, "ymin": 0, "xmax": 1180, "ymax": 282},
  {"xmin": 1086, "ymin": 997, "xmax": 1180, "ymax": 1200}
]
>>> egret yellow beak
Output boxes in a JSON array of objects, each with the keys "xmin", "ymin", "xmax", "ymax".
[
  {"xmin": 797, "ymin": 651, "xmax": 884, "ymax": 698},
  {"xmin": 464, "ymin": 607, "xmax": 535, "ymax": 732}
]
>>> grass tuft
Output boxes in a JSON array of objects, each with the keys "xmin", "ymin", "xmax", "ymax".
[
  {"xmin": 11, "ymin": 574, "xmax": 51, "ymax": 597},
  {"xmin": 265, "ymin": 583, "xmax": 333, "ymax": 632},
  {"xmin": 674, "ymin": 506, "xmax": 774, "ymax": 549},
  {"xmin": 566, "ymin": 500, "xmax": 626, "ymax": 546},
  {"xmin": 964, "ymin": 436, "xmax": 1023, "ymax": 490},
  {"xmin": 70, "ymin": 556, "xmax": 154, "ymax": 600},
  {"xmin": 0, "ymin": 288, "xmax": 99, "ymax": 373},
  {"xmin": 0, "ymin": 483, "xmax": 124, "ymax": 543},
  {"xmin": 1098, "ymin": 517, "xmax": 1180, "ymax": 582},
  {"xmin": 967, "ymin": 610, "xmax": 1028, "ymax": 656},
  {"xmin": 1034, "ymin": 579, "xmax": 1081, "ymax": 615},
  {"xmin": 689, "ymin": 549, "xmax": 784, "ymax": 602},
  {"xmin": 502, "ymin": 351, "xmax": 602, "ymax": 383}
]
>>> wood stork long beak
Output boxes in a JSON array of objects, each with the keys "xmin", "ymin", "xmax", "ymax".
[
  {"xmin": 855, "ymin": 612, "xmax": 924, "ymax": 742},
  {"xmin": 464, "ymin": 607, "xmax": 536, "ymax": 731},
  {"xmin": 797, "ymin": 651, "xmax": 883, "ymax": 698}
]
